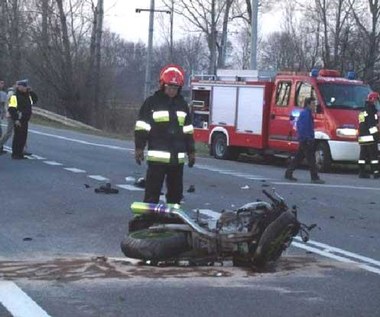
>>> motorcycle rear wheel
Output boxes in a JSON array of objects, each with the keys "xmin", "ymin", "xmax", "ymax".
[
  {"xmin": 253, "ymin": 211, "xmax": 299, "ymax": 267},
  {"xmin": 121, "ymin": 229, "xmax": 190, "ymax": 261}
]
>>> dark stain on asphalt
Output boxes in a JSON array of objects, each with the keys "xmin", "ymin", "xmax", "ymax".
[{"xmin": 0, "ymin": 255, "xmax": 335, "ymax": 282}]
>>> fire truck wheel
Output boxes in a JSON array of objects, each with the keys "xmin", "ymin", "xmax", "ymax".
[
  {"xmin": 315, "ymin": 142, "xmax": 332, "ymax": 173},
  {"xmin": 212, "ymin": 134, "xmax": 239, "ymax": 160}
]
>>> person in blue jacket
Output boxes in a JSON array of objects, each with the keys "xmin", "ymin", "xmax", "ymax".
[{"xmin": 285, "ymin": 97, "xmax": 325, "ymax": 184}]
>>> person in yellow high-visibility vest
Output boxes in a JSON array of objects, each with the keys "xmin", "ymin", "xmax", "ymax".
[{"xmin": 8, "ymin": 80, "xmax": 38, "ymax": 159}]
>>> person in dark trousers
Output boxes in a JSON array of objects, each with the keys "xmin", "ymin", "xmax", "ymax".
[
  {"xmin": 0, "ymin": 80, "xmax": 7, "ymax": 154},
  {"xmin": 285, "ymin": 97, "xmax": 325, "ymax": 184},
  {"xmin": 357, "ymin": 92, "xmax": 379, "ymax": 178},
  {"xmin": 134, "ymin": 64, "xmax": 195, "ymax": 204},
  {"xmin": 8, "ymin": 80, "xmax": 38, "ymax": 159}
]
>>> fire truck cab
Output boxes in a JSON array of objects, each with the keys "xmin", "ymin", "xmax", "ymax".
[{"xmin": 190, "ymin": 69, "xmax": 379, "ymax": 171}]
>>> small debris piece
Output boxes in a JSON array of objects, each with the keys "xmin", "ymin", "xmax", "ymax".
[
  {"xmin": 330, "ymin": 216, "xmax": 335, "ymax": 219},
  {"xmin": 215, "ymin": 272, "xmax": 223, "ymax": 277},
  {"xmin": 94, "ymin": 183, "xmax": 119, "ymax": 194},
  {"xmin": 241, "ymin": 185, "xmax": 250, "ymax": 190},
  {"xmin": 370, "ymin": 202, "xmax": 376, "ymax": 205},
  {"xmin": 84, "ymin": 184, "xmax": 90, "ymax": 188},
  {"xmin": 311, "ymin": 197, "xmax": 317, "ymax": 200},
  {"xmin": 187, "ymin": 185, "xmax": 195, "ymax": 193},
  {"xmin": 134, "ymin": 178, "xmax": 146, "ymax": 188},
  {"xmin": 23, "ymin": 237, "xmax": 33, "ymax": 241},
  {"xmin": 125, "ymin": 176, "xmax": 136, "ymax": 183}
]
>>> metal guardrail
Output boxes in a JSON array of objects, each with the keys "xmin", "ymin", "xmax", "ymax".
[{"xmin": 32, "ymin": 106, "xmax": 99, "ymax": 131}]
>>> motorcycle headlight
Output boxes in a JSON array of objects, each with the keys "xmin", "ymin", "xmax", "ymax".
[{"xmin": 336, "ymin": 128, "xmax": 358, "ymax": 138}]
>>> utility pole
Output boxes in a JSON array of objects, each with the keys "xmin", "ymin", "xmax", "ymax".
[
  {"xmin": 170, "ymin": 0, "xmax": 174, "ymax": 62},
  {"xmin": 250, "ymin": 0, "xmax": 259, "ymax": 70},
  {"xmin": 210, "ymin": 0, "xmax": 216, "ymax": 75},
  {"xmin": 136, "ymin": 2, "xmax": 171, "ymax": 98},
  {"xmin": 145, "ymin": 0, "xmax": 155, "ymax": 98}
]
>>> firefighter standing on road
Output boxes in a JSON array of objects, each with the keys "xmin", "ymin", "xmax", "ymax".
[
  {"xmin": 357, "ymin": 92, "xmax": 379, "ymax": 178},
  {"xmin": 8, "ymin": 80, "xmax": 38, "ymax": 159},
  {"xmin": 134, "ymin": 64, "xmax": 195, "ymax": 204}
]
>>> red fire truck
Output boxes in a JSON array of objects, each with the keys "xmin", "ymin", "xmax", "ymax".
[{"xmin": 190, "ymin": 69, "xmax": 380, "ymax": 171}]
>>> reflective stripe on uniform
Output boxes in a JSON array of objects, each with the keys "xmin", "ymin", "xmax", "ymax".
[
  {"xmin": 358, "ymin": 135, "xmax": 374, "ymax": 143},
  {"xmin": 183, "ymin": 124, "xmax": 194, "ymax": 134},
  {"xmin": 135, "ymin": 120, "xmax": 151, "ymax": 131},
  {"xmin": 147, "ymin": 150, "xmax": 171, "ymax": 163},
  {"xmin": 369, "ymin": 126, "xmax": 378, "ymax": 134},
  {"xmin": 178, "ymin": 152, "xmax": 186, "ymax": 164},
  {"xmin": 371, "ymin": 160, "xmax": 379, "ymax": 164},
  {"xmin": 358, "ymin": 160, "xmax": 366, "ymax": 164},
  {"xmin": 153, "ymin": 111, "xmax": 170, "ymax": 122},
  {"xmin": 375, "ymin": 114, "xmax": 378, "ymax": 120},
  {"xmin": 176, "ymin": 111, "xmax": 187, "ymax": 126},
  {"xmin": 8, "ymin": 95, "xmax": 17, "ymax": 108}
]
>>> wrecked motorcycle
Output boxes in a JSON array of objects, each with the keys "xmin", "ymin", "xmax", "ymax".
[{"xmin": 121, "ymin": 190, "xmax": 313, "ymax": 267}]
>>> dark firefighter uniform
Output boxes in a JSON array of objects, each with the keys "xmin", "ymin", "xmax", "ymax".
[
  {"xmin": 358, "ymin": 100, "xmax": 379, "ymax": 178},
  {"xmin": 8, "ymin": 87, "xmax": 38, "ymax": 159},
  {"xmin": 135, "ymin": 89, "xmax": 195, "ymax": 204}
]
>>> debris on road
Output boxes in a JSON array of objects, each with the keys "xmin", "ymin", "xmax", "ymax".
[
  {"xmin": 187, "ymin": 185, "xmax": 195, "ymax": 193},
  {"xmin": 84, "ymin": 184, "xmax": 91, "ymax": 188},
  {"xmin": 125, "ymin": 176, "xmax": 136, "ymax": 183},
  {"xmin": 241, "ymin": 185, "xmax": 250, "ymax": 190},
  {"xmin": 134, "ymin": 177, "xmax": 146, "ymax": 188},
  {"xmin": 94, "ymin": 183, "xmax": 119, "ymax": 194},
  {"xmin": 23, "ymin": 237, "xmax": 33, "ymax": 241}
]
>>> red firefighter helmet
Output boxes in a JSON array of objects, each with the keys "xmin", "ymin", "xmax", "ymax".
[
  {"xmin": 159, "ymin": 64, "xmax": 185, "ymax": 87},
  {"xmin": 367, "ymin": 92, "xmax": 379, "ymax": 103}
]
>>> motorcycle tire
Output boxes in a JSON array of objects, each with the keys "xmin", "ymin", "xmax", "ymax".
[
  {"xmin": 252, "ymin": 211, "xmax": 299, "ymax": 267},
  {"xmin": 120, "ymin": 229, "xmax": 190, "ymax": 261}
]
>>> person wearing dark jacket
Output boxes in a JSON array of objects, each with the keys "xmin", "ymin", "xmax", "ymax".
[
  {"xmin": 285, "ymin": 97, "xmax": 325, "ymax": 184},
  {"xmin": 135, "ymin": 64, "xmax": 195, "ymax": 204},
  {"xmin": 8, "ymin": 80, "xmax": 38, "ymax": 159},
  {"xmin": 357, "ymin": 92, "xmax": 379, "ymax": 178}
]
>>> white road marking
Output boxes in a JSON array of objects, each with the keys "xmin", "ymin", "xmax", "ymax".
[
  {"xmin": 31, "ymin": 155, "xmax": 46, "ymax": 160},
  {"xmin": 116, "ymin": 184, "xmax": 144, "ymax": 191},
  {"xmin": 88, "ymin": 175, "xmax": 109, "ymax": 181},
  {"xmin": 196, "ymin": 165, "xmax": 267, "ymax": 181},
  {"xmin": 273, "ymin": 182, "xmax": 380, "ymax": 191},
  {"xmin": 64, "ymin": 167, "xmax": 86, "ymax": 173},
  {"xmin": 0, "ymin": 281, "xmax": 51, "ymax": 317},
  {"xmin": 43, "ymin": 161, "xmax": 63, "ymax": 166},
  {"xmin": 294, "ymin": 237, "xmax": 380, "ymax": 268},
  {"xmin": 29, "ymin": 129, "xmax": 133, "ymax": 151},
  {"xmin": 292, "ymin": 242, "xmax": 380, "ymax": 275}
]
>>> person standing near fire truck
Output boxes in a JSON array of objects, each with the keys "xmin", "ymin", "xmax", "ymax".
[
  {"xmin": 134, "ymin": 64, "xmax": 196, "ymax": 204},
  {"xmin": 285, "ymin": 97, "xmax": 325, "ymax": 184},
  {"xmin": 357, "ymin": 92, "xmax": 379, "ymax": 178}
]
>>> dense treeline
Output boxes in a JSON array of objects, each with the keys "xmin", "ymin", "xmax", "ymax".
[{"xmin": 0, "ymin": 0, "xmax": 379, "ymax": 132}]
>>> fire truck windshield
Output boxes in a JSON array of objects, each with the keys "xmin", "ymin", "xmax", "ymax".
[{"xmin": 318, "ymin": 83, "xmax": 379, "ymax": 110}]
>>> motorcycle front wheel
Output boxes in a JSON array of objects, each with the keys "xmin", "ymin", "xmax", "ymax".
[
  {"xmin": 252, "ymin": 211, "xmax": 299, "ymax": 267},
  {"xmin": 120, "ymin": 229, "xmax": 190, "ymax": 261}
]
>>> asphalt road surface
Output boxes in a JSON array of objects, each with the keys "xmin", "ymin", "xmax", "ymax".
[{"xmin": 0, "ymin": 124, "xmax": 379, "ymax": 317}]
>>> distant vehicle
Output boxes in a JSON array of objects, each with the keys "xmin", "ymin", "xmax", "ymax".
[{"xmin": 190, "ymin": 69, "xmax": 380, "ymax": 172}]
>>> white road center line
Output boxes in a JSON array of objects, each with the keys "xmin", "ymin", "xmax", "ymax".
[
  {"xmin": 0, "ymin": 281, "xmax": 51, "ymax": 317},
  {"xmin": 43, "ymin": 161, "xmax": 63, "ymax": 166},
  {"xmin": 64, "ymin": 167, "xmax": 86, "ymax": 173},
  {"xmin": 29, "ymin": 129, "xmax": 133, "ymax": 152},
  {"xmin": 31, "ymin": 155, "xmax": 46, "ymax": 160},
  {"xmin": 116, "ymin": 184, "xmax": 144, "ymax": 191},
  {"xmin": 88, "ymin": 175, "xmax": 109, "ymax": 181},
  {"xmin": 272, "ymin": 182, "xmax": 380, "ymax": 191}
]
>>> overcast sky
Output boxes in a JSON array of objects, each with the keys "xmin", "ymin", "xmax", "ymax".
[{"xmin": 104, "ymin": 0, "xmax": 282, "ymax": 43}]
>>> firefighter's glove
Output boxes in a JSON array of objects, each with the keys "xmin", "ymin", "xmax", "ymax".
[
  {"xmin": 15, "ymin": 120, "xmax": 22, "ymax": 128},
  {"xmin": 135, "ymin": 148, "xmax": 144, "ymax": 165},
  {"xmin": 188, "ymin": 153, "xmax": 195, "ymax": 168}
]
